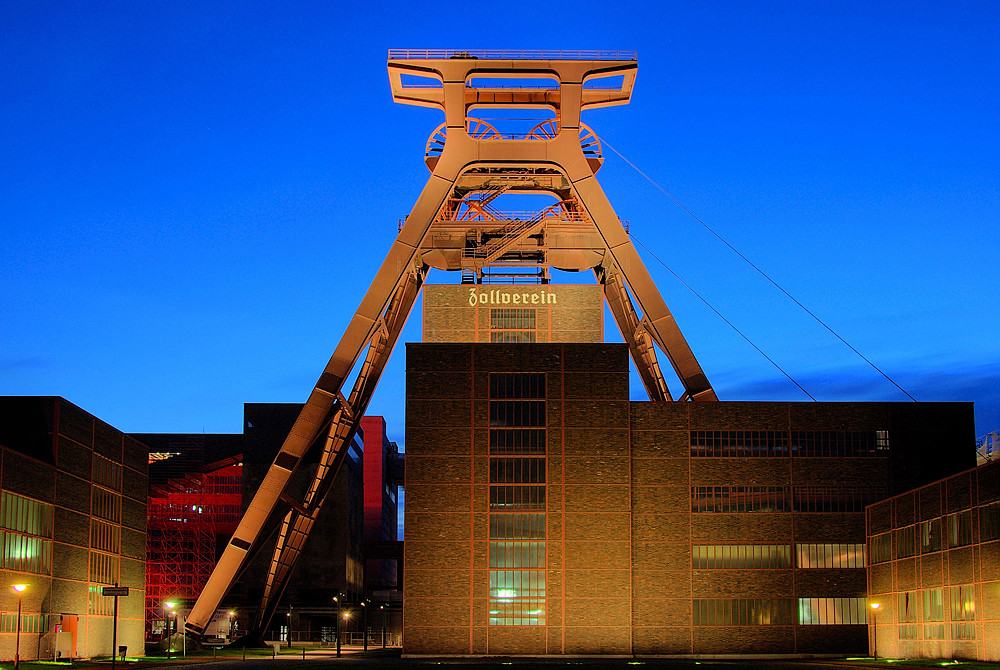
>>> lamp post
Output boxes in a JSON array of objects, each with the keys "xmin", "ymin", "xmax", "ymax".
[
  {"xmin": 343, "ymin": 610, "xmax": 351, "ymax": 649},
  {"xmin": 163, "ymin": 602, "xmax": 176, "ymax": 660},
  {"xmin": 361, "ymin": 601, "xmax": 368, "ymax": 651},
  {"xmin": 870, "ymin": 602, "xmax": 881, "ymax": 661},
  {"xmin": 380, "ymin": 604, "xmax": 386, "ymax": 649},
  {"xmin": 333, "ymin": 595, "xmax": 341, "ymax": 657},
  {"xmin": 228, "ymin": 611, "xmax": 236, "ymax": 640},
  {"xmin": 13, "ymin": 584, "xmax": 27, "ymax": 670}
]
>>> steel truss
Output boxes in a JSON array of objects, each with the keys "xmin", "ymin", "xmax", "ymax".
[{"xmin": 186, "ymin": 51, "xmax": 716, "ymax": 639}]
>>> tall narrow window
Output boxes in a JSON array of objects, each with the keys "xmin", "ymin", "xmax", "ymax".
[{"xmin": 489, "ymin": 373, "xmax": 546, "ymax": 626}]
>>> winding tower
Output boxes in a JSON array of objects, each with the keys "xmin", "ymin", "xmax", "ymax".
[{"xmin": 185, "ymin": 49, "xmax": 717, "ymax": 640}]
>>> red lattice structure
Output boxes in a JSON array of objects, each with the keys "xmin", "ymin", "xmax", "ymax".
[{"xmin": 145, "ymin": 458, "xmax": 243, "ymax": 640}]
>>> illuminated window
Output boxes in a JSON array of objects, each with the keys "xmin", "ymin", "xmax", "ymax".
[
  {"xmin": 0, "ymin": 530, "xmax": 53, "ymax": 574},
  {"xmin": 798, "ymin": 597, "xmax": 866, "ymax": 625},
  {"xmin": 1, "ymin": 491, "xmax": 54, "ymax": 536},
  {"xmin": 692, "ymin": 599, "xmax": 793, "ymax": 625},
  {"xmin": 691, "ymin": 486, "xmax": 789, "ymax": 513},
  {"xmin": 947, "ymin": 510, "xmax": 973, "ymax": 548},
  {"xmin": 869, "ymin": 532, "xmax": 891, "ymax": 564},
  {"xmin": 488, "ymin": 372, "xmax": 545, "ymax": 626},
  {"xmin": 0, "ymin": 613, "xmax": 47, "ymax": 633},
  {"xmin": 919, "ymin": 519, "xmax": 942, "ymax": 554},
  {"xmin": 91, "ymin": 519, "xmax": 121, "ymax": 553},
  {"xmin": 795, "ymin": 543, "xmax": 865, "ymax": 569},
  {"xmin": 89, "ymin": 550, "xmax": 120, "ymax": 584},
  {"xmin": 88, "ymin": 585, "xmax": 116, "ymax": 616},
  {"xmin": 897, "ymin": 591, "xmax": 918, "ymax": 639},
  {"xmin": 895, "ymin": 525, "xmax": 916, "ymax": 558},
  {"xmin": 692, "ymin": 544, "xmax": 791, "ymax": 569},
  {"xmin": 922, "ymin": 588, "xmax": 944, "ymax": 621},
  {"xmin": 898, "ymin": 624, "xmax": 919, "ymax": 639}
]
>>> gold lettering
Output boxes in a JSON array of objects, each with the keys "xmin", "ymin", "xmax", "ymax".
[
  {"xmin": 513, "ymin": 293, "xmax": 520, "ymax": 304},
  {"xmin": 531, "ymin": 294, "xmax": 539, "ymax": 304}
]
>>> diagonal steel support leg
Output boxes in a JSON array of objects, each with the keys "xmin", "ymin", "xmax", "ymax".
[{"xmin": 251, "ymin": 267, "xmax": 426, "ymax": 634}]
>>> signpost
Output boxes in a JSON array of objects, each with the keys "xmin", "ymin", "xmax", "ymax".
[{"xmin": 102, "ymin": 585, "xmax": 129, "ymax": 670}]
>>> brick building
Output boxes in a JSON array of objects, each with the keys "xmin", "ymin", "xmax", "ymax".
[
  {"xmin": 0, "ymin": 397, "xmax": 147, "ymax": 661},
  {"xmin": 403, "ymin": 343, "xmax": 976, "ymax": 655},
  {"xmin": 866, "ymin": 459, "xmax": 999, "ymax": 661}
]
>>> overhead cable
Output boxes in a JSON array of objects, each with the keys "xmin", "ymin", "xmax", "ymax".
[{"xmin": 602, "ymin": 138, "xmax": 916, "ymax": 402}]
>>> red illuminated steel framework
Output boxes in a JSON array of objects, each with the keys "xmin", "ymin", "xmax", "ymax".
[
  {"xmin": 186, "ymin": 49, "xmax": 716, "ymax": 639},
  {"xmin": 145, "ymin": 460, "xmax": 242, "ymax": 640}
]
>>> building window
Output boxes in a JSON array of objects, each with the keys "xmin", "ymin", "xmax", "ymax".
[
  {"xmin": 691, "ymin": 486, "xmax": 789, "ymax": 513},
  {"xmin": 922, "ymin": 588, "xmax": 944, "ymax": 621},
  {"xmin": 792, "ymin": 486, "xmax": 886, "ymax": 513},
  {"xmin": 920, "ymin": 519, "xmax": 942, "ymax": 553},
  {"xmin": 689, "ymin": 431, "xmax": 789, "ymax": 457},
  {"xmin": 790, "ymin": 430, "xmax": 888, "ymax": 457},
  {"xmin": 91, "ymin": 519, "xmax": 121, "ymax": 553},
  {"xmin": 869, "ymin": 532, "xmax": 891, "ymax": 564},
  {"xmin": 491, "ymin": 331, "xmax": 536, "ymax": 343},
  {"xmin": 89, "ymin": 550, "xmax": 120, "ymax": 585},
  {"xmin": 897, "ymin": 591, "xmax": 918, "ymax": 623},
  {"xmin": 93, "ymin": 454, "xmax": 123, "ymax": 491},
  {"xmin": 488, "ymin": 372, "xmax": 545, "ymax": 626},
  {"xmin": 491, "ymin": 308, "xmax": 536, "ymax": 330},
  {"xmin": 1, "ymin": 491, "xmax": 54, "ymax": 537},
  {"xmin": 898, "ymin": 624, "xmax": 919, "ymax": 639},
  {"xmin": 981, "ymin": 500, "xmax": 1000, "ymax": 542},
  {"xmin": 795, "ymin": 543, "xmax": 866, "ymax": 569},
  {"xmin": 0, "ymin": 530, "xmax": 53, "ymax": 575},
  {"xmin": 894, "ymin": 525, "xmax": 916, "ymax": 559},
  {"xmin": 798, "ymin": 597, "xmax": 866, "ymax": 625},
  {"xmin": 692, "ymin": 544, "xmax": 791, "ymax": 569},
  {"xmin": 88, "ymin": 585, "xmax": 116, "ymax": 616},
  {"xmin": 950, "ymin": 584, "xmax": 975, "ymax": 621},
  {"xmin": 947, "ymin": 510, "xmax": 973, "ymax": 548},
  {"xmin": 92, "ymin": 487, "xmax": 122, "ymax": 523},
  {"xmin": 693, "ymin": 599, "xmax": 794, "ymax": 625},
  {"xmin": 923, "ymin": 623, "xmax": 946, "ymax": 640},
  {"xmin": 0, "ymin": 613, "xmax": 47, "ymax": 633}
]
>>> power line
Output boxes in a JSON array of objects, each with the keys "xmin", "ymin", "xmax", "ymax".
[
  {"xmin": 602, "ymin": 138, "xmax": 917, "ymax": 402},
  {"xmin": 631, "ymin": 234, "xmax": 816, "ymax": 401}
]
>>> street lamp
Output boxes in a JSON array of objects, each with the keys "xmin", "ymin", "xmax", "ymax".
[
  {"xmin": 379, "ymin": 604, "xmax": 386, "ymax": 649},
  {"xmin": 163, "ymin": 602, "xmax": 176, "ymax": 660},
  {"xmin": 228, "ymin": 611, "xmax": 236, "ymax": 639},
  {"xmin": 333, "ymin": 595, "xmax": 342, "ymax": 657},
  {"xmin": 13, "ymin": 584, "xmax": 27, "ymax": 670},
  {"xmin": 870, "ymin": 602, "xmax": 881, "ymax": 660},
  {"xmin": 361, "ymin": 601, "xmax": 368, "ymax": 651}
]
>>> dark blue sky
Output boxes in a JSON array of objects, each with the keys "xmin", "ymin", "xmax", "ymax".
[{"xmin": 2, "ymin": 1, "xmax": 998, "ymax": 445}]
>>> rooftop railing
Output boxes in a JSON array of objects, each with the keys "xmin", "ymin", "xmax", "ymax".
[{"xmin": 389, "ymin": 49, "xmax": 637, "ymax": 62}]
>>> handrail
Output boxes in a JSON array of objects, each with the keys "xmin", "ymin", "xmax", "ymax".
[{"xmin": 389, "ymin": 49, "xmax": 637, "ymax": 62}]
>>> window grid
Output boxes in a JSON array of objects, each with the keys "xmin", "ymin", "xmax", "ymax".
[
  {"xmin": 692, "ymin": 544, "xmax": 791, "ymax": 569},
  {"xmin": 0, "ymin": 492, "xmax": 54, "ymax": 537},
  {"xmin": 92, "ymin": 454, "xmax": 123, "ymax": 491},
  {"xmin": 92, "ymin": 487, "xmax": 122, "ymax": 523},
  {"xmin": 691, "ymin": 486, "xmax": 790, "ymax": 513},
  {"xmin": 690, "ymin": 431, "xmax": 789, "ymax": 457},
  {"xmin": 791, "ymin": 430, "xmax": 888, "ymax": 457},
  {"xmin": 795, "ymin": 543, "xmax": 866, "ymax": 569},
  {"xmin": 89, "ymin": 550, "xmax": 120, "ymax": 585},
  {"xmin": 88, "ymin": 585, "xmax": 116, "ymax": 616},
  {"xmin": 692, "ymin": 599, "xmax": 794, "ymax": 626},
  {"xmin": 947, "ymin": 510, "xmax": 973, "ymax": 548},
  {"xmin": 490, "ymin": 309, "xmax": 536, "ymax": 330},
  {"xmin": 91, "ymin": 519, "xmax": 121, "ymax": 553},
  {"xmin": 0, "ymin": 530, "xmax": 53, "ymax": 574},
  {"xmin": 798, "ymin": 597, "xmax": 866, "ymax": 625},
  {"xmin": 491, "ymin": 331, "xmax": 537, "ymax": 343},
  {"xmin": 981, "ymin": 500, "xmax": 1000, "ymax": 541},
  {"xmin": 0, "ymin": 613, "xmax": 47, "ymax": 633},
  {"xmin": 488, "ymin": 372, "xmax": 545, "ymax": 627},
  {"xmin": 869, "ymin": 532, "xmax": 892, "ymax": 564},
  {"xmin": 792, "ymin": 486, "xmax": 887, "ymax": 513},
  {"xmin": 895, "ymin": 525, "xmax": 916, "ymax": 559},
  {"xmin": 920, "ymin": 519, "xmax": 942, "ymax": 554}
]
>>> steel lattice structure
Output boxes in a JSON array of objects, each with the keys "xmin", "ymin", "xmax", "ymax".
[{"xmin": 185, "ymin": 50, "xmax": 716, "ymax": 640}]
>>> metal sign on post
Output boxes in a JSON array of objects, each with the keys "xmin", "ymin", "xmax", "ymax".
[{"xmin": 102, "ymin": 584, "xmax": 129, "ymax": 670}]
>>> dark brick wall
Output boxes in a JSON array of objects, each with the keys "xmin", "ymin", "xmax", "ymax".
[{"xmin": 404, "ymin": 345, "xmax": 977, "ymax": 656}]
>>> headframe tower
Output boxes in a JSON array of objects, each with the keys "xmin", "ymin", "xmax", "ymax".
[{"xmin": 185, "ymin": 49, "xmax": 717, "ymax": 639}]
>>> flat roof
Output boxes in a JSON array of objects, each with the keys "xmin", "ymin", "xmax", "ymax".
[{"xmin": 388, "ymin": 49, "xmax": 637, "ymax": 61}]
